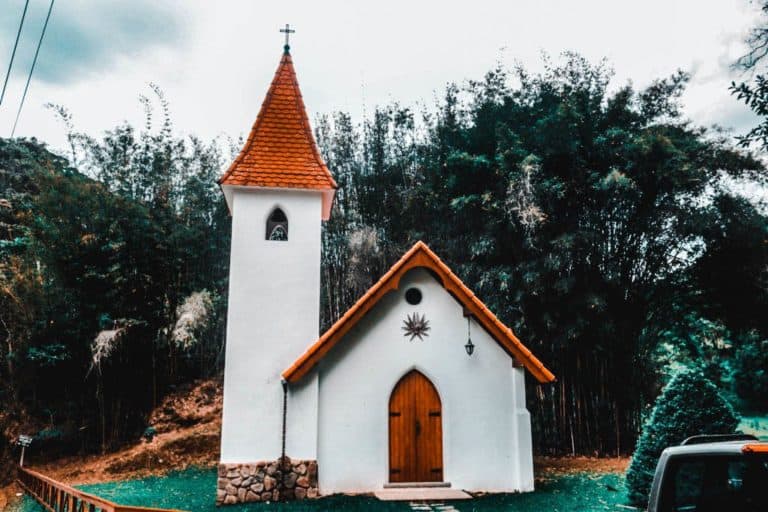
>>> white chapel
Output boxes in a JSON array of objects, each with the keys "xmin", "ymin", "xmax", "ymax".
[{"xmin": 216, "ymin": 38, "xmax": 555, "ymax": 505}]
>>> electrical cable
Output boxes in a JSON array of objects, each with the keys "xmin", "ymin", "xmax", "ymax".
[
  {"xmin": 11, "ymin": 0, "xmax": 54, "ymax": 137},
  {"xmin": 0, "ymin": 0, "xmax": 29, "ymax": 106}
]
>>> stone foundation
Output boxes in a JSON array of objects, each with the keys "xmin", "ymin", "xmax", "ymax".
[{"xmin": 216, "ymin": 457, "xmax": 318, "ymax": 505}]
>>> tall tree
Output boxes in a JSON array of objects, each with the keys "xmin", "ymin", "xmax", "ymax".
[{"xmin": 731, "ymin": 1, "xmax": 768, "ymax": 149}]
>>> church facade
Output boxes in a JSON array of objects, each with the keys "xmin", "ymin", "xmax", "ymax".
[{"xmin": 216, "ymin": 42, "xmax": 555, "ymax": 505}]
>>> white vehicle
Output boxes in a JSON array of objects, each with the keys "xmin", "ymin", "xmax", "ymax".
[{"xmin": 647, "ymin": 434, "xmax": 768, "ymax": 512}]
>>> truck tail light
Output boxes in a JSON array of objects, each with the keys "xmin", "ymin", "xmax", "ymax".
[{"xmin": 742, "ymin": 443, "xmax": 768, "ymax": 453}]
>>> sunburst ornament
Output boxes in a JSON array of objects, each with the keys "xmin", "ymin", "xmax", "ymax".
[{"xmin": 402, "ymin": 313, "xmax": 430, "ymax": 341}]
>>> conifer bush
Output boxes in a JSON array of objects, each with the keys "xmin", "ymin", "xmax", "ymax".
[{"xmin": 625, "ymin": 367, "xmax": 739, "ymax": 507}]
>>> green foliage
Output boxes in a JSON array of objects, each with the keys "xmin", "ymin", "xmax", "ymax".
[
  {"xmin": 625, "ymin": 367, "xmax": 739, "ymax": 506},
  {"xmin": 142, "ymin": 426, "xmax": 157, "ymax": 442},
  {"xmin": 650, "ymin": 313, "xmax": 732, "ymax": 387},
  {"xmin": 0, "ymin": 86, "xmax": 231, "ymax": 458},
  {"xmin": 25, "ymin": 344, "xmax": 69, "ymax": 367},
  {"xmin": 694, "ymin": 194, "xmax": 768, "ymax": 335},
  {"xmin": 739, "ymin": 415, "xmax": 768, "ymax": 440},
  {"xmin": 732, "ymin": 332, "xmax": 768, "ymax": 409},
  {"xmin": 730, "ymin": 1, "xmax": 768, "ymax": 149},
  {"xmin": 35, "ymin": 428, "xmax": 63, "ymax": 441},
  {"xmin": 731, "ymin": 77, "xmax": 768, "ymax": 148}
]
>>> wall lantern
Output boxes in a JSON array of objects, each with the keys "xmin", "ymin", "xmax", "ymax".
[{"xmin": 465, "ymin": 315, "xmax": 475, "ymax": 356}]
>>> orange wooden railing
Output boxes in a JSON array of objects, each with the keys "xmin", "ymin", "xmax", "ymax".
[{"xmin": 17, "ymin": 466, "xmax": 187, "ymax": 512}]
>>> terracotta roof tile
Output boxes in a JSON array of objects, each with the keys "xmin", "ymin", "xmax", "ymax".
[
  {"xmin": 282, "ymin": 241, "xmax": 556, "ymax": 384},
  {"xmin": 219, "ymin": 50, "xmax": 336, "ymax": 190}
]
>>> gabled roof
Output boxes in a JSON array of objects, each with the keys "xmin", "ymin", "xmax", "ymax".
[
  {"xmin": 219, "ymin": 49, "xmax": 337, "ymax": 192},
  {"xmin": 282, "ymin": 241, "xmax": 556, "ymax": 384}
]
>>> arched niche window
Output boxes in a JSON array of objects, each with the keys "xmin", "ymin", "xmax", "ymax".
[{"xmin": 266, "ymin": 207, "xmax": 288, "ymax": 241}]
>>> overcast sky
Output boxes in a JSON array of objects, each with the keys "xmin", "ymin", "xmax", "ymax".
[{"xmin": 0, "ymin": 0, "xmax": 763, "ymax": 153}]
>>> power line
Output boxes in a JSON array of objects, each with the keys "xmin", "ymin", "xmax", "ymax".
[
  {"xmin": 11, "ymin": 0, "xmax": 55, "ymax": 138},
  {"xmin": 0, "ymin": 0, "xmax": 30, "ymax": 106}
]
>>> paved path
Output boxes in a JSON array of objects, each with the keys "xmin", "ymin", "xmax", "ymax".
[{"xmin": 409, "ymin": 502, "xmax": 461, "ymax": 511}]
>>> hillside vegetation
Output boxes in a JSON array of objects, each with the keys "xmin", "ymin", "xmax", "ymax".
[{"xmin": 0, "ymin": 119, "xmax": 230, "ymax": 476}]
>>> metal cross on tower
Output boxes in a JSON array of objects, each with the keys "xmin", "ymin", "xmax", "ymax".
[{"xmin": 280, "ymin": 24, "xmax": 295, "ymax": 51}]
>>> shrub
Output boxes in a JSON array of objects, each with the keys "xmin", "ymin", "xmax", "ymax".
[
  {"xmin": 732, "ymin": 332, "xmax": 768, "ymax": 409},
  {"xmin": 35, "ymin": 428, "xmax": 63, "ymax": 441},
  {"xmin": 625, "ymin": 366, "xmax": 739, "ymax": 506},
  {"xmin": 142, "ymin": 426, "xmax": 157, "ymax": 442}
]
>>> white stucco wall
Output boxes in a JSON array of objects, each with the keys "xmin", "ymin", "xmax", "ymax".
[
  {"xmin": 313, "ymin": 268, "xmax": 534, "ymax": 494},
  {"xmin": 220, "ymin": 187, "xmax": 322, "ymax": 463}
]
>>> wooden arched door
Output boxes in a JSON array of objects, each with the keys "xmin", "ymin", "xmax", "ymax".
[{"xmin": 389, "ymin": 370, "xmax": 443, "ymax": 482}]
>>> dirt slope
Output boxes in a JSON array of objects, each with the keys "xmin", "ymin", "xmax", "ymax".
[{"xmin": 32, "ymin": 377, "xmax": 223, "ymax": 486}]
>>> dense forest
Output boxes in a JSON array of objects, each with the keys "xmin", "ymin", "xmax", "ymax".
[
  {"xmin": 0, "ymin": 90, "xmax": 232, "ymax": 473},
  {"xmin": 1, "ymin": 53, "xmax": 767, "ymax": 478}
]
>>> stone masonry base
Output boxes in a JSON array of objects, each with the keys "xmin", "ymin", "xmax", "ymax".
[{"xmin": 216, "ymin": 457, "xmax": 318, "ymax": 505}]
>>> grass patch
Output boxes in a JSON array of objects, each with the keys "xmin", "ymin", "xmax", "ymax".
[
  {"xmin": 739, "ymin": 415, "xmax": 768, "ymax": 440},
  {"xmin": 10, "ymin": 467, "xmax": 630, "ymax": 511}
]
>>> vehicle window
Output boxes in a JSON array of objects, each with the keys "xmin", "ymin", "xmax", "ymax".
[
  {"xmin": 672, "ymin": 460, "xmax": 704, "ymax": 509},
  {"xmin": 659, "ymin": 455, "xmax": 768, "ymax": 512}
]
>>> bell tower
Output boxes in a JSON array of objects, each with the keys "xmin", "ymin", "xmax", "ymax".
[{"xmin": 217, "ymin": 32, "xmax": 335, "ymax": 504}]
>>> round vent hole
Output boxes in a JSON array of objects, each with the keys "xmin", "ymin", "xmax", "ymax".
[{"xmin": 405, "ymin": 288, "xmax": 422, "ymax": 305}]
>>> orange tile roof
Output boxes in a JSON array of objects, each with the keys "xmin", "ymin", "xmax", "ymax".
[
  {"xmin": 282, "ymin": 241, "xmax": 556, "ymax": 384},
  {"xmin": 219, "ymin": 49, "xmax": 337, "ymax": 190}
]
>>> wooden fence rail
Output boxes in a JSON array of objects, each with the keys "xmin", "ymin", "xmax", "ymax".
[{"xmin": 17, "ymin": 466, "xmax": 187, "ymax": 512}]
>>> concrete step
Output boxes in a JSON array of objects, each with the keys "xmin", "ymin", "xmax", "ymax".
[
  {"xmin": 374, "ymin": 488, "xmax": 472, "ymax": 501},
  {"xmin": 384, "ymin": 481, "xmax": 451, "ymax": 488}
]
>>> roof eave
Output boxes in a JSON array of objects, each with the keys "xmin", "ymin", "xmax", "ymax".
[
  {"xmin": 220, "ymin": 183, "xmax": 335, "ymax": 216},
  {"xmin": 282, "ymin": 241, "xmax": 556, "ymax": 385}
]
